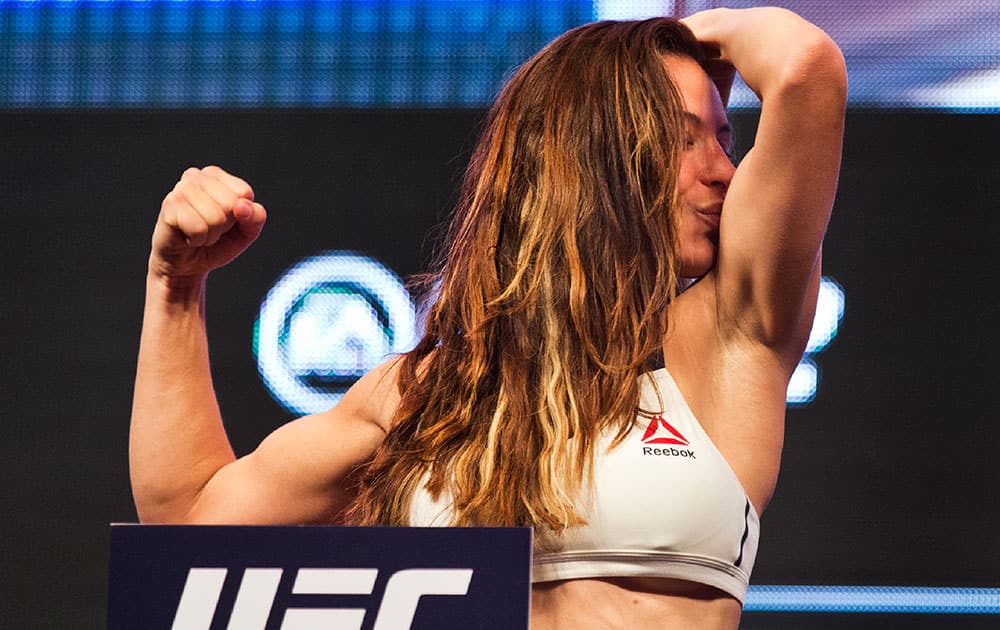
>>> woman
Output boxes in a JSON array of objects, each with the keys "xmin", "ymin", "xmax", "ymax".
[{"xmin": 131, "ymin": 7, "xmax": 846, "ymax": 629}]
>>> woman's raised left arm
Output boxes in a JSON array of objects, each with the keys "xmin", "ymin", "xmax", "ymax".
[{"xmin": 684, "ymin": 7, "xmax": 847, "ymax": 358}]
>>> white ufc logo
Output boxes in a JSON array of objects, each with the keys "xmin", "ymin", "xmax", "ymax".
[{"xmin": 171, "ymin": 567, "xmax": 473, "ymax": 630}]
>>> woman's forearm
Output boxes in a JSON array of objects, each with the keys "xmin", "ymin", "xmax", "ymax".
[
  {"xmin": 684, "ymin": 7, "xmax": 846, "ymax": 101},
  {"xmin": 129, "ymin": 272, "xmax": 236, "ymax": 522}
]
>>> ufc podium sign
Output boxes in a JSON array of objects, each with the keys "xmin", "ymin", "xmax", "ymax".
[{"xmin": 108, "ymin": 525, "xmax": 531, "ymax": 629}]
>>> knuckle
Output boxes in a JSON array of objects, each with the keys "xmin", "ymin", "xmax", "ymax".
[
  {"xmin": 186, "ymin": 221, "xmax": 209, "ymax": 238},
  {"xmin": 207, "ymin": 206, "xmax": 230, "ymax": 226},
  {"xmin": 168, "ymin": 181, "xmax": 186, "ymax": 198},
  {"xmin": 237, "ymin": 178, "xmax": 254, "ymax": 197},
  {"xmin": 161, "ymin": 191, "xmax": 184, "ymax": 214}
]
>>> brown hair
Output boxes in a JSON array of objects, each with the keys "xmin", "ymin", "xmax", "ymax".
[{"xmin": 346, "ymin": 19, "xmax": 704, "ymax": 536}]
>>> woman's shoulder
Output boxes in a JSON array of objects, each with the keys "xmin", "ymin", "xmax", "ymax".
[{"xmin": 335, "ymin": 355, "xmax": 407, "ymax": 433}]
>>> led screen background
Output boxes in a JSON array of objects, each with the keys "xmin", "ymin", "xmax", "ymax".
[
  {"xmin": 1, "ymin": 1, "xmax": 998, "ymax": 628},
  {"xmin": 1, "ymin": 0, "xmax": 998, "ymax": 109}
]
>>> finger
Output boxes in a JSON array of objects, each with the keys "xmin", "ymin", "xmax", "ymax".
[
  {"xmin": 192, "ymin": 173, "xmax": 246, "ymax": 245},
  {"xmin": 209, "ymin": 200, "xmax": 267, "ymax": 265},
  {"xmin": 237, "ymin": 201, "xmax": 267, "ymax": 232},
  {"xmin": 178, "ymin": 174, "xmax": 235, "ymax": 247},
  {"xmin": 194, "ymin": 170, "xmax": 243, "ymax": 214},
  {"xmin": 174, "ymin": 196, "xmax": 212, "ymax": 248},
  {"xmin": 679, "ymin": 9, "xmax": 728, "ymax": 48},
  {"xmin": 157, "ymin": 191, "xmax": 191, "ymax": 251},
  {"xmin": 201, "ymin": 165, "xmax": 254, "ymax": 201},
  {"xmin": 160, "ymin": 188, "xmax": 182, "ymax": 230},
  {"xmin": 234, "ymin": 200, "xmax": 267, "ymax": 240}
]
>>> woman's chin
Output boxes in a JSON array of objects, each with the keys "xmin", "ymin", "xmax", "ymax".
[{"xmin": 678, "ymin": 255, "xmax": 716, "ymax": 279}]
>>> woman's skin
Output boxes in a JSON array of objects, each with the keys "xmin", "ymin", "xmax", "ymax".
[{"xmin": 130, "ymin": 7, "xmax": 845, "ymax": 629}]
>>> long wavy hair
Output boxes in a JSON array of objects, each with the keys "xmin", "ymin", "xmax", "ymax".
[{"xmin": 345, "ymin": 19, "xmax": 705, "ymax": 535}]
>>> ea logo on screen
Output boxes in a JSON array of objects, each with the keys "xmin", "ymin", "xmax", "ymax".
[{"xmin": 255, "ymin": 252, "xmax": 416, "ymax": 415}]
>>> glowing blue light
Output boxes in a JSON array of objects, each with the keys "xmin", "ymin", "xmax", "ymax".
[
  {"xmin": 786, "ymin": 357, "xmax": 818, "ymax": 405},
  {"xmin": 786, "ymin": 276, "xmax": 844, "ymax": 405},
  {"xmin": 806, "ymin": 276, "xmax": 846, "ymax": 353},
  {"xmin": 255, "ymin": 252, "xmax": 416, "ymax": 416},
  {"xmin": 745, "ymin": 585, "xmax": 1000, "ymax": 614}
]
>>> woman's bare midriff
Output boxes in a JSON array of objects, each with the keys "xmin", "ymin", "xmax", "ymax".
[{"xmin": 530, "ymin": 577, "xmax": 742, "ymax": 630}]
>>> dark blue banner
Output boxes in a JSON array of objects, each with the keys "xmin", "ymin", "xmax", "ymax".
[{"xmin": 108, "ymin": 525, "xmax": 532, "ymax": 630}]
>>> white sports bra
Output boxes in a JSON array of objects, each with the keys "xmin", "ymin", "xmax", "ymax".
[{"xmin": 407, "ymin": 367, "xmax": 760, "ymax": 602}]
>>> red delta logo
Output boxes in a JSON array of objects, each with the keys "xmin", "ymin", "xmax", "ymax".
[{"xmin": 640, "ymin": 415, "xmax": 690, "ymax": 446}]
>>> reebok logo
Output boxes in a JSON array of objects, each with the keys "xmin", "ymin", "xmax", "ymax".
[
  {"xmin": 641, "ymin": 416, "xmax": 689, "ymax": 445},
  {"xmin": 640, "ymin": 416, "xmax": 695, "ymax": 459}
]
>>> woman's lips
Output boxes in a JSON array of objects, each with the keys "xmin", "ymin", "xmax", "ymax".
[{"xmin": 697, "ymin": 205, "xmax": 722, "ymax": 229}]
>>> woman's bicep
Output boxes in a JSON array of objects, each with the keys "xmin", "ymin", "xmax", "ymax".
[
  {"xmin": 183, "ymin": 360, "xmax": 400, "ymax": 524},
  {"xmin": 182, "ymin": 409, "xmax": 385, "ymax": 524}
]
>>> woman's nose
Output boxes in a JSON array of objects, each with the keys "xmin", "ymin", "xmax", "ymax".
[{"xmin": 705, "ymin": 143, "xmax": 735, "ymax": 189}]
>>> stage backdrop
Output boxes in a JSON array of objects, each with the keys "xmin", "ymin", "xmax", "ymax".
[
  {"xmin": 2, "ymin": 1, "xmax": 999, "ymax": 628},
  {"xmin": 2, "ymin": 108, "xmax": 998, "ymax": 628}
]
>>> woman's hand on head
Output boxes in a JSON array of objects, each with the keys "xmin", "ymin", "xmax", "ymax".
[
  {"xmin": 680, "ymin": 9, "xmax": 736, "ymax": 105},
  {"xmin": 149, "ymin": 165, "xmax": 267, "ymax": 284},
  {"xmin": 678, "ymin": 8, "xmax": 728, "ymax": 38}
]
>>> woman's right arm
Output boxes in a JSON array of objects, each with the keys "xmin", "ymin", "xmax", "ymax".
[{"xmin": 130, "ymin": 166, "xmax": 391, "ymax": 524}]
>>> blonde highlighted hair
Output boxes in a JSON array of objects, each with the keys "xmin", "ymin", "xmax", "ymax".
[{"xmin": 346, "ymin": 19, "xmax": 705, "ymax": 535}]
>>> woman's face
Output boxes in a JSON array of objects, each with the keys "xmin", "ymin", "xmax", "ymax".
[{"xmin": 663, "ymin": 55, "xmax": 736, "ymax": 278}]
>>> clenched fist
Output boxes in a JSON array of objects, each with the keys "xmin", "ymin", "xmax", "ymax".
[{"xmin": 150, "ymin": 165, "xmax": 267, "ymax": 282}]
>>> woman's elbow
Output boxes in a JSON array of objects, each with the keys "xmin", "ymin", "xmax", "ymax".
[{"xmin": 778, "ymin": 32, "xmax": 848, "ymax": 106}]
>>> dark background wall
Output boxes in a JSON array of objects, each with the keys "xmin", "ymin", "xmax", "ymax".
[{"xmin": 2, "ymin": 109, "xmax": 998, "ymax": 627}]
